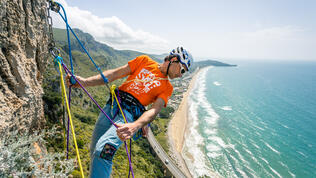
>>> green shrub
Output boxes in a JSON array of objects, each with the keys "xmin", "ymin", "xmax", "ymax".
[
  {"xmin": 0, "ymin": 128, "xmax": 74, "ymax": 177},
  {"xmin": 74, "ymin": 113, "xmax": 94, "ymax": 125},
  {"xmin": 158, "ymin": 106, "xmax": 175, "ymax": 118}
]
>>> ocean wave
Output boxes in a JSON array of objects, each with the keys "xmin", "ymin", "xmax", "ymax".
[
  {"xmin": 264, "ymin": 142, "xmax": 281, "ymax": 155},
  {"xmin": 208, "ymin": 136, "xmax": 231, "ymax": 149},
  {"xmin": 251, "ymin": 142, "xmax": 260, "ymax": 149},
  {"xmin": 244, "ymin": 148, "xmax": 254, "ymax": 156},
  {"xmin": 204, "ymin": 128, "xmax": 217, "ymax": 135},
  {"xmin": 207, "ymin": 152, "xmax": 222, "ymax": 158},
  {"xmin": 253, "ymin": 124, "xmax": 265, "ymax": 131},
  {"xmin": 231, "ymin": 148, "xmax": 248, "ymax": 164},
  {"xmin": 260, "ymin": 157, "xmax": 269, "ymax": 165},
  {"xmin": 279, "ymin": 161, "xmax": 296, "ymax": 177},
  {"xmin": 206, "ymin": 144, "xmax": 222, "ymax": 152},
  {"xmin": 225, "ymin": 149, "xmax": 256, "ymax": 178},
  {"xmin": 297, "ymin": 151, "xmax": 307, "ymax": 158},
  {"xmin": 236, "ymin": 167, "xmax": 248, "ymax": 178},
  {"xmin": 220, "ymin": 106, "xmax": 232, "ymax": 111},
  {"xmin": 237, "ymin": 166, "xmax": 256, "ymax": 178},
  {"xmin": 213, "ymin": 81, "xmax": 222, "ymax": 86},
  {"xmin": 268, "ymin": 165, "xmax": 282, "ymax": 178},
  {"xmin": 205, "ymin": 116, "xmax": 218, "ymax": 125},
  {"xmin": 289, "ymin": 171, "xmax": 296, "ymax": 178}
]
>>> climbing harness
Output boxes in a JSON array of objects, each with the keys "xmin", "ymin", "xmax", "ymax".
[{"xmin": 47, "ymin": 1, "xmax": 141, "ymax": 177}]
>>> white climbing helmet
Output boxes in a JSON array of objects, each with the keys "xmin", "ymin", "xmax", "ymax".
[{"xmin": 170, "ymin": 47, "xmax": 193, "ymax": 71}]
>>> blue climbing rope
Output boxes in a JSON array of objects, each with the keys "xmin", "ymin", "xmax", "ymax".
[
  {"xmin": 56, "ymin": 4, "xmax": 74, "ymax": 160},
  {"xmin": 55, "ymin": 2, "xmax": 109, "ymax": 85}
]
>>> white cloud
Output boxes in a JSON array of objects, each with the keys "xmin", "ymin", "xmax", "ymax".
[{"xmin": 51, "ymin": 0, "xmax": 169, "ymax": 54}]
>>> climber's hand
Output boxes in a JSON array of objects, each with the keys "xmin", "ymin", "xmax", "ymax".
[
  {"xmin": 65, "ymin": 74, "xmax": 87, "ymax": 88},
  {"xmin": 116, "ymin": 123, "xmax": 140, "ymax": 141}
]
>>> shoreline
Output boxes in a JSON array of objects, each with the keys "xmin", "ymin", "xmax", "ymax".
[{"xmin": 167, "ymin": 70, "xmax": 200, "ymax": 178}]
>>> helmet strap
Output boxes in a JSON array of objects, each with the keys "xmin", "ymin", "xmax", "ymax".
[{"xmin": 166, "ymin": 61, "xmax": 173, "ymax": 76}]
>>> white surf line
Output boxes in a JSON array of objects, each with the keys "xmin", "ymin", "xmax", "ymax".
[
  {"xmin": 264, "ymin": 142, "xmax": 281, "ymax": 155},
  {"xmin": 213, "ymin": 81, "xmax": 221, "ymax": 86},
  {"xmin": 268, "ymin": 165, "xmax": 283, "ymax": 178},
  {"xmin": 182, "ymin": 66, "xmax": 216, "ymax": 177}
]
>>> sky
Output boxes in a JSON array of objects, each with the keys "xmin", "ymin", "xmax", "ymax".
[{"xmin": 51, "ymin": 0, "xmax": 316, "ymax": 61}]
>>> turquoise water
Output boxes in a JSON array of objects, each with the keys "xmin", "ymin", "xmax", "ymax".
[{"xmin": 183, "ymin": 61, "xmax": 316, "ymax": 177}]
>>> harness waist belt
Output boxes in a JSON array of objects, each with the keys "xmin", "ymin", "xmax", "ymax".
[
  {"xmin": 118, "ymin": 90, "xmax": 145, "ymax": 112},
  {"xmin": 108, "ymin": 90, "xmax": 145, "ymax": 120}
]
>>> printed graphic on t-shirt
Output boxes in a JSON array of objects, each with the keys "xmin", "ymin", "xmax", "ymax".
[{"xmin": 127, "ymin": 68, "xmax": 161, "ymax": 95}]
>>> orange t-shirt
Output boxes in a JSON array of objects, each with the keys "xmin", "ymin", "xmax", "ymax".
[{"xmin": 119, "ymin": 55, "xmax": 173, "ymax": 107}]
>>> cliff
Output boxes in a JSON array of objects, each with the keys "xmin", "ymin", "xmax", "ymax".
[{"xmin": 0, "ymin": 0, "xmax": 49, "ymax": 133}]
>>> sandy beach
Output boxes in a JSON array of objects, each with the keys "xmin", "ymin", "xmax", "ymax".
[{"xmin": 167, "ymin": 71, "xmax": 199, "ymax": 178}]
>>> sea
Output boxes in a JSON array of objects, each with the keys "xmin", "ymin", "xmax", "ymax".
[{"xmin": 182, "ymin": 60, "xmax": 316, "ymax": 178}]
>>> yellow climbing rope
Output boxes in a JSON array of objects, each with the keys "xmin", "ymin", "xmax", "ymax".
[
  {"xmin": 111, "ymin": 85, "xmax": 129, "ymax": 124},
  {"xmin": 110, "ymin": 85, "xmax": 133, "ymax": 176},
  {"xmin": 57, "ymin": 61, "xmax": 85, "ymax": 178}
]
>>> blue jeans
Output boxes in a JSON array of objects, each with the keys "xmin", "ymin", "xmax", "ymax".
[{"xmin": 89, "ymin": 101, "xmax": 138, "ymax": 178}]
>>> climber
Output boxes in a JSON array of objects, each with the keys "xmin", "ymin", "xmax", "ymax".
[{"xmin": 66, "ymin": 47, "xmax": 193, "ymax": 177}]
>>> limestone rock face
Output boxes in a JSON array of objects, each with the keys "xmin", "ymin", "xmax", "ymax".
[{"xmin": 0, "ymin": 0, "xmax": 49, "ymax": 132}]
